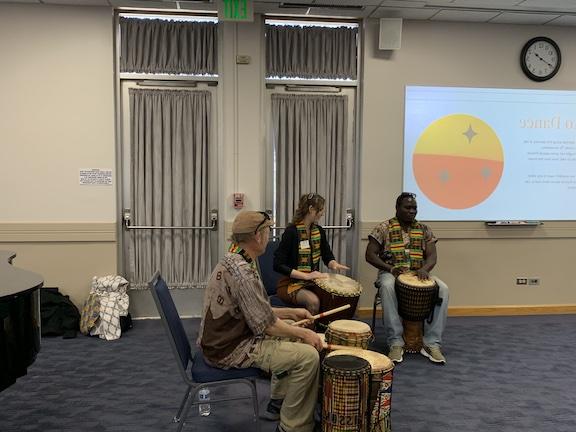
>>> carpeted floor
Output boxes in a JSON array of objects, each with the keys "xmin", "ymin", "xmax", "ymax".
[{"xmin": 1, "ymin": 314, "xmax": 576, "ymax": 432}]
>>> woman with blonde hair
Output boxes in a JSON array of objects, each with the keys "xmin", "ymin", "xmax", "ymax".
[{"xmin": 273, "ymin": 193, "xmax": 349, "ymax": 314}]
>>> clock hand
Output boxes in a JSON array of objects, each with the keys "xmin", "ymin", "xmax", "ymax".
[{"xmin": 534, "ymin": 52, "xmax": 553, "ymax": 68}]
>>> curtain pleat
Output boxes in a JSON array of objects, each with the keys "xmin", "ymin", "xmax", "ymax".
[
  {"xmin": 120, "ymin": 17, "xmax": 218, "ymax": 75},
  {"xmin": 266, "ymin": 25, "xmax": 357, "ymax": 80},
  {"xmin": 128, "ymin": 89, "xmax": 211, "ymax": 290},
  {"xmin": 272, "ymin": 94, "xmax": 348, "ymax": 263}
]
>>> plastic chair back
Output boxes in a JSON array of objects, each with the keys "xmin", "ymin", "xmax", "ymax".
[{"xmin": 149, "ymin": 272, "xmax": 191, "ymax": 371}]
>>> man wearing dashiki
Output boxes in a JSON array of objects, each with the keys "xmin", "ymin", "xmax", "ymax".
[
  {"xmin": 199, "ymin": 210, "xmax": 323, "ymax": 432},
  {"xmin": 365, "ymin": 192, "xmax": 449, "ymax": 365}
]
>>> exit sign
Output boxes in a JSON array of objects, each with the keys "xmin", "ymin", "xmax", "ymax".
[{"xmin": 218, "ymin": 0, "xmax": 254, "ymax": 22}]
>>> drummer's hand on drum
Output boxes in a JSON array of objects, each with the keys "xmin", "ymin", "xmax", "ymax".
[
  {"xmin": 306, "ymin": 271, "xmax": 328, "ymax": 280},
  {"xmin": 415, "ymin": 268, "xmax": 430, "ymax": 281},
  {"xmin": 299, "ymin": 328, "xmax": 324, "ymax": 351},
  {"xmin": 328, "ymin": 260, "xmax": 350, "ymax": 272},
  {"xmin": 391, "ymin": 266, "xmax": 409, "ymax": 277}
]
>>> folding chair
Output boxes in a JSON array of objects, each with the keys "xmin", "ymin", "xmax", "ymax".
[
  {"xmin": 149, "ymin": 271, "xmax": 261, "ymax": 432},
  {"xmin": 256, "ymin": 240, "xmax": 292, "ymax": 308}
]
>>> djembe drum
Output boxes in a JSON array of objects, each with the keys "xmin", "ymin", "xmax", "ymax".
[
  {"xmin": 322, "ymin": 354, "xmax": 371, "ymax": 432},
  {"xmin": 326, "ymin": 349, "xmax": 394, "ymax": 432},
  {"xmin": 313, "ymin": 274, "xmax": 363, "ymax": 325},
  {"xmin": 325, "ymin": 320, "xmax": 373, "ymax": 350},
  {"xmin": 394, "ymin": 272, "xmax": 439, "ymax": 352}
]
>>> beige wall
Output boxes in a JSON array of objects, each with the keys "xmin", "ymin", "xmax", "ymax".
[
  {"xmin": 0, "ymin": 5, "xmax": 116, "ymax": 222},
  {"xmin": 219, "ymin": 19, "xmax": 268, "ymax": 222},
  {"xmin": 1, "ymin": 5, "xmax": 575, "ymax": 314},
  {"xmin": 0, "ymin": 5, "xmax": 117, "ymax": 306}
]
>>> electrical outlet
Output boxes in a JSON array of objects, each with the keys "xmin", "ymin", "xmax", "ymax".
[
  {"xmin": 528, "ymin": 278, "xmax": 540, "ymax": 285},
  {"xmin": 516, "ymin": 278, "xmax": 528, "ymax": 285}
]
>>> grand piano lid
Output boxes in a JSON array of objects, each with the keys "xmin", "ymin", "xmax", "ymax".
[{"xmin": 0, "ymin": 251, "xmax": 44, "ymax": 298}]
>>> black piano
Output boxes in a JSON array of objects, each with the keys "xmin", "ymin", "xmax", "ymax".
[{"xmin": 0, "ymin": 251, "xmax": 43, "ymax": 392}]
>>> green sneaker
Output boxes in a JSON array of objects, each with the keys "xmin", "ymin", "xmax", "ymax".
[
  {"xmin": 388, "ymin": 345, "xmax": 404, "ymax": 363},
  {"xmin": 420, "ymin": 345, "xmax": 446, "ymax": 364}
]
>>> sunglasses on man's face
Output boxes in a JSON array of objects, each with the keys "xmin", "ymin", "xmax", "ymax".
[
  {"xmin": 254, "ymin": 211, "xmax": 271, "ymax": 234},
  {"xmin": 307, "ymin": 193, "xmax": 323, "ymax": 203}
]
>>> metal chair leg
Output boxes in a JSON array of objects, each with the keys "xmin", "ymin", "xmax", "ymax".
[
  {"xmin": 247, "ymin": 379, "xmax": 260, "ymax": 432},
  {"xmin": 173, "ymin": 386, "xmax": 193, "ymax": 423},
  {"xmin": 176, "ymin": 391, "xmax": 195, "ymax": 432},
  {"xmin": 372, "ymin": 293, "xmax": 380, "ymax": 335}
]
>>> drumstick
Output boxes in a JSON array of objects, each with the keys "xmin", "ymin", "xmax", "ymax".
[
  {"xmin": 291, "ymin": 304, "xmax": 351, "ymax": 326},
  {"xmin": 323, "ymin": 343, "xmax": 363, "ymax": 351}
]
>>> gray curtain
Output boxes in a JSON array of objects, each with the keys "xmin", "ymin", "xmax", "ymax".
[
  {"xmin": 271, "ymin": 94, "xmax": 348, "ymax": 263},
  {"xmin": 120, "ymin": 17, "xmax": 217, "ymax": 75},
  {"xmin": 127, "ymin": 89, "xmax": 211, "ymax": 289},
  {"xmin": 266, "ymin": 24, "xmax": 358, "ymax": 80}
]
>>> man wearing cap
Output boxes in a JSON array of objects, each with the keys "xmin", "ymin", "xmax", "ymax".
[{"xmin": 199, "ymin": 210, "xmax": 323, "ymax": 432}]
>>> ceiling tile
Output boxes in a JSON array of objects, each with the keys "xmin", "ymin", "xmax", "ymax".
[
  {"xmin": 379, "ymin": 0, "xmax": 426, "ymax": 7},
  {"xmin": 519, "ymin": 0, "xmax": 576, "ymax": 12},
  {"xmin": 449, "ymin": 0, "xmax": 524, "ymax": 7},
  {"xmin": 175, "ymin": 2, "xmax": 215, "ymax": 11},
  {"xmin": 314, "ymin": 0, "xmax": 377, "ymax": 6},
  {"xmin": 431, "ymin": 8, "xmax": 500, "ymax": 21},
  {"xmin": 110, "ymin": 0, "xmax": 178, "ymax": 9},
  {"xmin": 424, "ymin": 0, "xmax": 460, "ymax": 5},
  {"xmin": 42, "ymin": 0, "xmax": 110, "ymax": 5},
  {"xmin": 489, "ymin": 12, "xmax": 559, "ymax": 24},
  {"xmin": 371, "ymin": 6, "xmax": 440, "ymax": 19},
  {"xmin": 544, "ymin": 14, "xmax": 576, "ymax": 25},
  {"xmin": 254, "ymin": 2, "xmax": 308, "ymax": 13},
  {"xmin": 0, "ymin": 0, "xmax": 40, "ymax": 3},
  {"xmin": 308, "ymin": 6, "xmax": 375, "ymax": 18}
]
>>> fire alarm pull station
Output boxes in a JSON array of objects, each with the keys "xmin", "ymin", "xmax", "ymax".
[{"xmin": 233, "ymin": 193, "xmax": 244, "ymax": 209}]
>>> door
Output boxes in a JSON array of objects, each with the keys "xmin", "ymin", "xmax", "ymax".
[
  {"xmin": 265, "ymin": 85, "xmax": 357, "ymax": 270},
  {"xmin": 119, "ymin": 80, "xmax": 218, "ymax": 317}
]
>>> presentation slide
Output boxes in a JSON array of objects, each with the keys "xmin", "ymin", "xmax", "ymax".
[{"xmin": 404, "ymin": 86, "xmax": 576, "ymax": 221}]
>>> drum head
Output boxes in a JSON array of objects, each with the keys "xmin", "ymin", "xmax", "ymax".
[
  {"xmin": 314, "ymin": 274, "xmax": 362, "ymax": 296},
  {"xmin": 328, "ymin": 319, "xmax": 371, "ymax": 334},
  {"xmin": 327, "ymin": 349, "xmax": 394, "ymax": 373},
  {"xmin": 397, "ymin": 272, "xmax": 436, "ymax": 288},
  {"xmin": 323, "ymin": 354, "xmax": 370, "ymax": 373}
]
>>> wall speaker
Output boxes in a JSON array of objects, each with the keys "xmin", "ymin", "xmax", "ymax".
[{"xmin": 379, "ymin": 18, "xmax": 402, "ymax": 50}]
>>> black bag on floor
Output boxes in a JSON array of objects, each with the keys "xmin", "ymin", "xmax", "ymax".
[
  {"xmin": 40, "ymin": 288, "xmax": 80, "ymax": 339},
  {"xmin": 120, "ymin": 313, "xmax": 133, "ymax": 332}
]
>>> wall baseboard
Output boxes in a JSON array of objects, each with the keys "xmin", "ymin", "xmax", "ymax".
[
  {"xmin": 357, "ymin": 304, "xmax": 576, "ymax": 318},
  {"xmin": 0, "ymin": 222, "xmax": 116, "ymax": 242}
]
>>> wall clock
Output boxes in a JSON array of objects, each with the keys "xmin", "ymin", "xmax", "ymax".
[{"xmin": 520, "ymin": 36, "xmax": 561, "ymax": 82}]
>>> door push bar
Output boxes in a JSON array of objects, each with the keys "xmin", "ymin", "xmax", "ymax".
[
  {"xmin": 267, "ymin": 208, "xmax": 354, "ymax": 231},
  {"xmin": 122, "ymin": 208, "xmax": 218, "ymax": 231}
]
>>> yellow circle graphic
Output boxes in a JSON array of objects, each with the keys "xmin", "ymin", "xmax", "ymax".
[{"xmin": 413, "ymin": 114, "xmax": 504, "ymax": 209}]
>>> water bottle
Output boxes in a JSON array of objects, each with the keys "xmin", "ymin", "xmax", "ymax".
[{"xmin": 198, "ymin": 387, "xmax": 211, "ymax": 416}]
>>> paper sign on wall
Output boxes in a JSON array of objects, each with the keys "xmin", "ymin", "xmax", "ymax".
[{"xmin": 79, "ymin": 168, "xmax": 113, "ymax": 185}]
